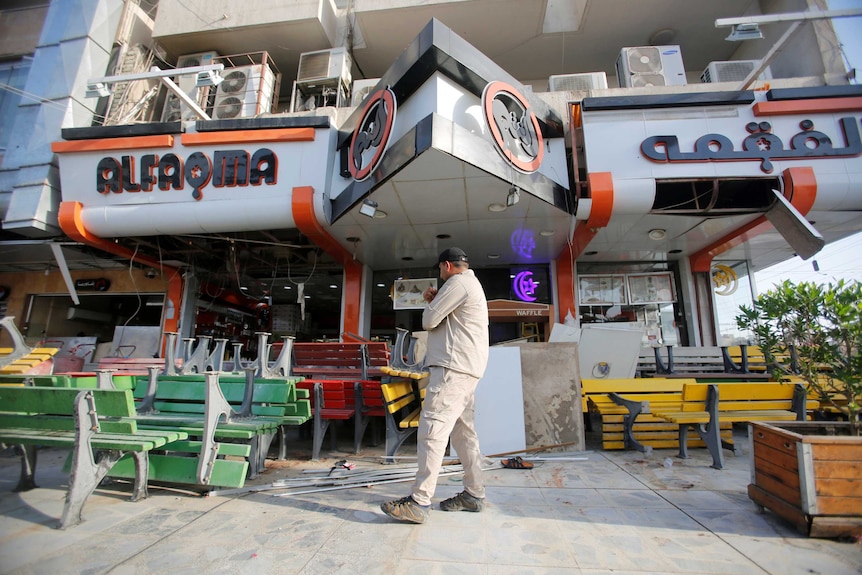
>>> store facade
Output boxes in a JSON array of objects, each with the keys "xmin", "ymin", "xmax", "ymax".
[{"xmin": 36, "ymin": 19, "xmax": 862, "ymax": 354}]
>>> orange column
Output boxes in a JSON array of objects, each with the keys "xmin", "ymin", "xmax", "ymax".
[
  {"xmin": 555, "ymin": 172, "xmax": 614, "ymax": 323},
  {"xmin": 291, "ymin": 186, "xmax": 363, "ymax": 337}
]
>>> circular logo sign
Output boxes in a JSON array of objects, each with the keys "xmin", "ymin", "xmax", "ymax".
[
  {"xmin": 513, "ymin": 271, "xmax": 538, "ymax": 302},
  {"xmin": 711, "ymin": 264, "xmax": 739, "ymax": 296},
  {"xmin": 348, "ymin": 87, "xmax": 397, "ymax": 182},
  {"xmin": 482, "ymin": 81, "xmax": 544, "ymax": 173}
]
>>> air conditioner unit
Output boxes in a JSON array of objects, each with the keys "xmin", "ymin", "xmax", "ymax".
[
  {"xmin": 616, "ymin": 45, "xmax": 687, "ymax": 88},
  {"xmin": 350, "ymin": 78, "xmax": 381, "ymax": 107},
  {"xmin": 212, "ymin": 63, "xmax": 277, "ymax": 120},
  {"xmin": 701, "ymin": 60, "xmax": 771, "ymax": 83},
  {"xmin": 161, "ymin": 51, "xmax": 220, "ymax": 122},
  {"xmin": 297, "ymin": 47, "xmax": 352, "ymax": 86},
  {"xmin": 548, "ymin": 72, "xmax": 608, "ymax": 92}
]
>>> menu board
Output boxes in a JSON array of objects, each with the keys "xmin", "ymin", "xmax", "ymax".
[
  {"xmin": 393, "ymin": 278, "xmax": 437, "ymax": 310},
  {"xmin": 577, "ymin": 275, "xmax": 627, "ymax": 305}
]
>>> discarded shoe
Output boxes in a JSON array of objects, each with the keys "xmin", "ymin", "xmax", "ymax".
[
  {"xmin": 380, "ymin": 495, "xmax": 430, "ymax": 524},
  {"xmin": 440, "ymin": 490, "xmax": 485, "ymax": 512},
  {"xmin": 501, "ymin": 456, "xmax": 534, "ymax": 469}
]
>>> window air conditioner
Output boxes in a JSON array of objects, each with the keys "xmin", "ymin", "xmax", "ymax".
[
  {"xmin": 212, "ymin": 63, "xmax": 277, "ymax": 120},
  {"xmin": 548, "ymin": 72, "xmax": 608, "ymax": 91},
  {"xmin": 297, "ymin": 47, "xmax": 352, "ymax": 86},
  {"xmin": 616, "ymin": 45, "xmax": 687, "ymax": 88},
  {"xmin": 701, "ymin": 60, "xmax": 771, "ymax": 83},
  {"xmin": 350, "ymin": 78, "xmax": 381, "ymax": 107},
  {"xmin": 160, "ymin": 51, "xmax": 219, "ymax": 122}
]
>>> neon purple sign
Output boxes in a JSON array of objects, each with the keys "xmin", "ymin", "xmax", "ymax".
[{"xmin": 513, "ymin": 271, "xmax": 538, "ymax": 302}]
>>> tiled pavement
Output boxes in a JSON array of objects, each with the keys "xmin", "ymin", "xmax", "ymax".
[{"xmin": 1, "ymin": 427, "xmax": 860, "ymax": 574}]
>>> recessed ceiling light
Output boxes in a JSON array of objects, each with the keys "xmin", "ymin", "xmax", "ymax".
[
  {"xmin": 373, "ymin": 210, "xmax": 387, "ymax": 219},
  {"xmin": 488, "ymin": 203, "xmax": 506, "ymax": 212},
  {"xmin": 376, "ymin": 283, "xmax": 385, "ymax": 288},
  {"xmin": 329, "ymin": 284, "xmax": 338, "ymax": 289},
  {"xmin": 436, "ymin": 233, "xmax": 451, "ymax": 239},
  {"xmin": 240, "ymin": 286, "xmax": 248, "ymax": 291},
  {"xmin": 584, "ymin": 251, "xmax": 598, "ymax": 256},
  {"xmin": 487, "ymin": 253, "xmax": 500, "ymax": 259},
  {"xmin": 283, "ymin": 285, "xmax": 292, "ymax": 289},
  {"xmin": 401, "ymin": 256, "xmax": 413, "ymax": 261},
  {"xmin": 648, "ymin": 229, "xmax": 667, "ymax": 241},
  {"xmin": 539, "ymin": 230, "xmax": 554, "ymax": 237},
  {"xmin": 346, "ymin": 236, "xmax": 360, "ymax": 242},
  {"xmin": 668, "ymin": 249, "xmax": 683, "ymax": 254}
]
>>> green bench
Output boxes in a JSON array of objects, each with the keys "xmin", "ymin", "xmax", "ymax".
[
  {"xmin": 0, "ymin": 386, "xmax": 186, "ymax": 529},
  {"xmin": 115, "ymin": 369, "xmax": 309, "ymax": 488}
]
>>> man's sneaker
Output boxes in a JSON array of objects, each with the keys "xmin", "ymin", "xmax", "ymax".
[
  {"xmin": 439, "ymin": 490, "xmax": 485, "ymax": 512},
  {"xmin": 380, "ymin": 496, "xmax": 429, "ymax": 524}
]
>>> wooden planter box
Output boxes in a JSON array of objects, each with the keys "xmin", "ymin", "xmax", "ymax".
[{"xmin": 748, "ymin": 421, "xmax": 862, "ymax": 538}]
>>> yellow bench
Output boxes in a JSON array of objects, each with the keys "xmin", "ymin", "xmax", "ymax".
[
  {"xmin": 380, "ymin": 378, "xmax": 425, "ymax": 462},
  {"xmin": 651, "ymin": 382, "xmax": 817, "ymax": 469},
  {"xmin": 581, "ymin": 378, "xmax": 733, "ymax": 453},
  {"xmin": 0, "ymin": 347, "xmax": 60, "ymax": 374}
]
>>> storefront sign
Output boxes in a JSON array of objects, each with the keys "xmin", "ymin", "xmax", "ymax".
[
  {"xmin": 349, "ymin": 87, "xmax": 397, "ymax": 181},
  {"xmin": 95, "ymin": 148, "xmax": 278, "ymax": 200},
  {"xmin": 512, "ymin": 271, "xmax": 538, "ymax": 302},
  {"xmin": 482, "ymin": 81, "xmax": 544, "ymax": 173},
  {"xmin": 74, "ymin": 278, "xmax": 111, "ymax": 291},
  {"xmin": 711, "ymin": 264, "xmax": 739, "ymax": 296},
  {"xmin": 641, "ymin": 118, "xmax": 862, "ymax": 174}
]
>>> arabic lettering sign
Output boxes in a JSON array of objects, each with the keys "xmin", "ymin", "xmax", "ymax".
[{"xmin": 641, "ymin": 118, "xmax": 862, "ymax": 174}]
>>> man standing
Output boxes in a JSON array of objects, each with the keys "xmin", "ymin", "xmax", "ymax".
[{"xmin": 381, "ymin": 247, "xmax": 490, "ymax": 524}]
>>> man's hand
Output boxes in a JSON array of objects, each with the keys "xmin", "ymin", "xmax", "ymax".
[{"xmin": 423, "ymin": 286, "xmax": 438, "ymax": 303}]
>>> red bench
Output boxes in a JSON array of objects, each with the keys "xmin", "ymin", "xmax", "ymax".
[
  {"xmin": 295, "ymin": 379, "xmax": 357, "ymax": 460},
  {"xmin": 354, "ymin": 379, "xmax": 386, "ymax": 453},
  {"xmin": 291, "ymin": 342, "xmax": 390, "ymax": 380}
]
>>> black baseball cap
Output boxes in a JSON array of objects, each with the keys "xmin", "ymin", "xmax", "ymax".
[{"xmin": 437, "ymin": 247, "xmax": 469, "ymax": 264}]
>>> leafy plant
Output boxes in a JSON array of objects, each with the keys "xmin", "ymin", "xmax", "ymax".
[{"xmin": 736, "ymin": 279, "xmax": 861, "ymax": 435}]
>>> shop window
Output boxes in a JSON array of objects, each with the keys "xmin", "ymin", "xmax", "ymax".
[
  {"xmin": 710, "ymin": 260, "xmax": 755, "ymax": 345},
  {"xmin": 576, "ymin": 262, "xmax": 687, "ymax": 347}
]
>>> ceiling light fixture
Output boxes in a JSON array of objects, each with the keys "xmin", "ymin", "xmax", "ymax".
[
  {"xmin": 539, "ymin": 230, "xmax": 555, "ymax": 237},
  {"xmin": 648, "ymin": 229, "xmax": 667, "ymax": 241},
  {"xmin": 488, "ymin": 203, "xmax": 506, "ymax": 212},
  {"xmin": 359, "ymin": 199, "xmax": 378, "ymax": 218}
]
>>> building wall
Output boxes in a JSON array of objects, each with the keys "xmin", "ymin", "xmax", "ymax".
[
  {"xmin": 0, "ymin": 0, "xmax": 124, "ymax": 236},
  {"xmin": 0, "ymin": 4, "xmax": 48, "ymax": 58}
]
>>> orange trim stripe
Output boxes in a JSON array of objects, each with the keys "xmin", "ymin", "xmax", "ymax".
[
  {"xmin": 688, "ymin": 167, "xmax": 817, "ymax": 272},
  {"xmin": 292, "ymin": 187, "xmax": 363, "ymax": 336},
  {"xmin": 752, "ymin": 97, "xmax": 862, "ymax": 116},
  {"xmin": 181, "ymin": 128, "xmax": 316, "ymax": 146},
  {"xmin": 58, "ymin": 201, "xmax": 182, "ymax": 340},
  {"xmin": 51, "ymin": 135, "xmax": 173, "ymax": 153},
  {"xmin": 555, "ymin": 172, "xmax": 614, "ymax": 322}
]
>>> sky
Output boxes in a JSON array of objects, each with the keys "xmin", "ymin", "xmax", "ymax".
[{"xmin": 753, "ymin": 0, "xmax": 862, "ymax": 292}]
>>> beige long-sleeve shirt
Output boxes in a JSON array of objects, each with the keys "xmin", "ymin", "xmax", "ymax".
[{"xmin": 422, "ymin": 269, "xmax": 489, "ymax": 379}]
